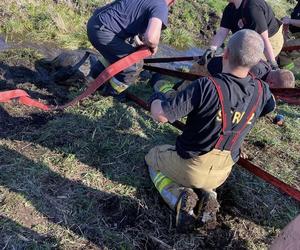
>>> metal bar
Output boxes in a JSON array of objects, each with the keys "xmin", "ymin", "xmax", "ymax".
[
  {"xmin": 143, "ymin": 65, "xmax": 300, "ymax": 105},
  {"xmin": 143, "ymin": 65, "xmax": 201, "ymax": 81},
  {"xmin": 281, "ymin": 45, "xmax": 300, "ymax": 52},
  {"xmin": 144, "ymin": 56, "xmax": 200, "ymax": 63}
]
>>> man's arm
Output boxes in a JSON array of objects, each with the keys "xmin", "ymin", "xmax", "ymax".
[
  {"xmin": 260, "ymin": 94, "xmax": 276, "ymax": 117},
  {"xmin": 260, "ymin": 30, "xmax": 277, "ymax": 67},
  {"xmin": 249, "ymin": 60, "xmax": 270, "ymax": 80},
  {"xmin": 282, "ymin": 16, "xmax": 300, "ymax": 27},
  {"xmin": 248, "ymin": 4, "xmax": 278, "ymax": 67},
  {"xmin": 210, "ymin": 27, "xmax": 229, "ymax": 51},
  {"xmin": 150, "ymin": 78, "xmax": 208, "ymax": 124},
  {"xmin": 144, "ymin": 17, "xmax": 163, "ymax": 54}
]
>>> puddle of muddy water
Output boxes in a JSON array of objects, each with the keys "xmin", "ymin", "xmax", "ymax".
[
  {"xmin": 0, "ymin": 35, "xmax": 205, "ymax": 70},
  {"xmin": 0, "ymin": 37, "xmax": 207, "ymax": 85},
  {"xmin": 155, "ymin": 44, "xmax": 204, "ymax": 69}
]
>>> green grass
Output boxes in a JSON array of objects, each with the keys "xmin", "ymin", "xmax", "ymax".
[{"xmin": 0, "ymin": 0, "xmax": 296, "ymax": 49}]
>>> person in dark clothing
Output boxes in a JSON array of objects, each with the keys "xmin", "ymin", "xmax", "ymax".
[
  {"xmin": 145, "ymin": 29, "xmax": 275, "ymax": 232},
  {"xmin": 152, "ymin": 58, "xmax": 294, "ymax": 100},
  {"xmin": 206, "ymin": 57, "xmax": 295, "ymax": 88},
  {"xmin": 86, "ymin": 0, "xmax": 175, "ymax": 96},
  {"xmin": 282, "ymin": 1, "xmax": 300, "ymax": 34},
  {"xmin": 205, "ymin": 0, "xmax": 283, "ymax": 70},
  {"xmin": 279, "ymin": 1, "xmax": 300, "ymax": 75}
]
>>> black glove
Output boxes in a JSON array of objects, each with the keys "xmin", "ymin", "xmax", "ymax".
[
  {"xmin": 198, "ymin": 48, "xmax": 216, "ymax": 65},
  {"xmin": 148, "ymin": 92, "xmax": 167, "ymax": 106},
  {"xmin": 270, "ymin": 60, "xmax": 279, "ymax": 70}
]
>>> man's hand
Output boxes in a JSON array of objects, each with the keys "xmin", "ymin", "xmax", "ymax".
[
  {"xmin": 133, "ymin": 35, "xmax": 145, "ymax": 46},
  {"xmin": 150, "ymin": 46, "xmax": 158, "ymax": 55},
  {"xmin": 198, "ymin": 48, "xmax": 216, "ymax": 65},
  {"xmin": 270, "ymin": 60, "xmax": 279, "ymax": 70},
  {"xmin": 282, "ymin": 16, "xmax": 291, "ymax": 25}
]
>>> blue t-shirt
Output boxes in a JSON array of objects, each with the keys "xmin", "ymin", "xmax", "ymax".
[{"xmin": 95, "ymin": 0, "xmax": 168, "ymax": 38}]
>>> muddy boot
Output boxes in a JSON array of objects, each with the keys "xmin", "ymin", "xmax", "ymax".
[
  {"xmin": 175, "ymin": 188, "xmax": 199, "ymax": 233},
  {"xmin": 195, "ymin": 189, "xmax": 220, "ymax": 230}
]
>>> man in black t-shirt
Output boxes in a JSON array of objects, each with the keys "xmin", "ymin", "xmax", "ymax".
[
  {"xmin": 145, "ymin": 29, "xmax": 275, "ymax": 232},
  {"xmin": 206, "ymin": 0, "xmax": 283, "ymax": 70},
  {"xmin": 86, "ymin": 0, "xmax": 174, "ymax": 96}
]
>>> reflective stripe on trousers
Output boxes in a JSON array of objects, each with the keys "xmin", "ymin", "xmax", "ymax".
[
  {"xmin": 148, "ymin": 165, "xmax": 183, "ymax": 210},
  {"xmin": 99, "ymin": 55, "xmax": 129, "ymax": 93}
]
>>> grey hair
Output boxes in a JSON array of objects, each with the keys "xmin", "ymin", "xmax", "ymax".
[{"xmin": 227, "ymin": 29, "xmax": 264, "ymax": 68}]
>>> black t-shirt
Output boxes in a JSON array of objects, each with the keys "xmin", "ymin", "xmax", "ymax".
[
  {"xmin": 207, "ymin": 56, "xmax": 271, "ymax": 81},
  {"xmin": 95, "ymin": 0, "xmax": 168, "ymax": 39},
  {"xmin": 290, "ymin": 2, "xmax": 300, "ymax": 33},
  {"xmin": 249, "ymin": 61, "xmax": 271, "ymax": 81},
  {"xmin": 221, "ymin": 0, "xmax": 280, "ymax": 36},
  {"xmin": 161, "ymin": 74, "xmax": 274, "ymax": 162}
]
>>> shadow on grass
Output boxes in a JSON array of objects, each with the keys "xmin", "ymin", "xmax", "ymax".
[
  {"xmin": 0, "ymin": 215, "xmax": 58, "ymax": 249},
  {"xmin": 0, "ymin": 146, "xmax": 150, "ymax": 249},
  {"xmin": 0, "ymin": 102, "xmax": 251, "ymax": 249}
]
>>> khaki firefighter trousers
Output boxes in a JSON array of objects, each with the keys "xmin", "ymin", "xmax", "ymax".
[
  {"xmin": 145, "ymin": 145, "xmax": 234, "ymax": 192},
  {"xmin": 268, "ymin": 25, "xmax": 284, "ymax": 59}
]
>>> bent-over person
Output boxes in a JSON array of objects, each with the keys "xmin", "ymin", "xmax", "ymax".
[{"xmin": 86, "ymin": 0, "xmax": 175, "ymax": 97}]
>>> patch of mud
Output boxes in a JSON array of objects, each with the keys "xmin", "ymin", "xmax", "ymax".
[{"xmin": 155, "ymin": 45, "xmax": 204, "ymax": 70}]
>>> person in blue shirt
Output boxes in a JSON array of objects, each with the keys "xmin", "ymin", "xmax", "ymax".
[{"xmin": 86, "ymin": 0, "xmax": 175, "ymax": 96}]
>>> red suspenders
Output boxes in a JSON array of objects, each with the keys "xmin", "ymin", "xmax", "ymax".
[{"xmin": 208, "ymin": 76, "xmax": 263, "ymax": 151}]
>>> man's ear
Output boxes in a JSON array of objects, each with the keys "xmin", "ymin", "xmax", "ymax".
[
  {"xmin": 265, "ymin": 71, "xmax": 276, "ymax": 88},
  {"xmin": 222, "ymin": 48, "xmax": 229, "ymax": 68},
  {"xmin": 223, "ymin": 48, "xmax": 229, "ymax": 60}
]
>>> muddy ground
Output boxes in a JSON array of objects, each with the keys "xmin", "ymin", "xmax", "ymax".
[{"xmin": 0, "ymin": 44, "xmax": 299, "ymax": 249}]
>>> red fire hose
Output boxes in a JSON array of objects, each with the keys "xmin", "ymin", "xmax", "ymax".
[{"xmin": 0, "ymin": 47, "xmax": 152, "ymax": 111}]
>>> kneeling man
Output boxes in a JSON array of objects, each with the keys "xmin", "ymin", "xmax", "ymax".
[{"xmin": 145, "ymin": 29, "xmax": 276, "ymax": 232}]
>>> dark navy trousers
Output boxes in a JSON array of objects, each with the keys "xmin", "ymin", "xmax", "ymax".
[{"xmin": 87, "ymin": 14, "xmax": 141, "ymax": 86}]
